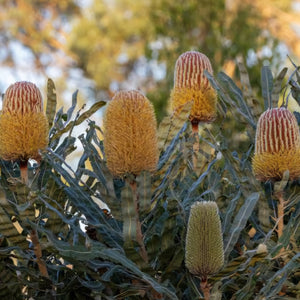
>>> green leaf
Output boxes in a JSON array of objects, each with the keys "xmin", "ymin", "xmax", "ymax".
[
  {"xmin": 261, "ymin": 66, "xmax": 273, "ymax": 109},
  {"xmin": 157, "ymin": 101, "xmax": 192, "ymax": 153},
  {"xmin": 259, "ymin": 252, "xmax": 300, "ymax": 297},
  {"xmin": 121, "ymin": 184, "xmax": 137, "ymax": 248},
  {"xmin": 212, "ymin": 71, "xmax": 256, "ymax": 128},
  {"xmin": 46, "ymin": 78, "xmax": 57, "ymax": 129},
  {"xmin": 272, "ymin": 67, "xmax": 288, "ymax": 107},
  {"xmin": 237, "ymin": 58, "xmax": 262, "ymax": 120},
  {"xmin": 136, "ymin": 171, "xmax": 152, "ymax": 217},
  {"xmin": 51, "ymin": 100, "xmax": 106, "ymax": 141},
  {"xmin": 223, "ymin": 192, "xmax": 260, "ymax": 259}
]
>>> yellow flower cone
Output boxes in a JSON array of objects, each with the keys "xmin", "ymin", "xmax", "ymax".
[
  {"xmin": 185, "ymin": 201, "xmax": 224, "ymax": 277},
  {"xmin": 103, "ymin": 90, "xmax": 158, "ymax": 177},
  {"xmin": 0, "ymin": 81, "xmax": 49, "ymax": 162},
  {"xmin": 252, "ymin": 107, "xmax": 300, "ymax": 182},
  {"xmin": 170, "ymin": 51, "xmax": 217, "ymax": 126}
]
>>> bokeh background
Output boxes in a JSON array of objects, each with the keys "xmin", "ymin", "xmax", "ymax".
[{"xmin": 0, "ymin": 0, "xmax": 299, "ymax": 120}]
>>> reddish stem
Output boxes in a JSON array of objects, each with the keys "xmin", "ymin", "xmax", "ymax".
[{"xmin": 200, "ymin": 277, "xmax": 211, "ymax": 300}]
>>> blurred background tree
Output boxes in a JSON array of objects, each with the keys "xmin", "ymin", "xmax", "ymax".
[{"xmin": 0, "ymin": 0, "xmax": 300, "ymax": 119}]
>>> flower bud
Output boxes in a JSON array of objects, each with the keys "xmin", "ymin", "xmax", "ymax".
[
  {"xmin": 0, "ymin": 81, "xmax": 48, "ymax": 162},
  {"xmin": 170, "ymin": 51, "xmax": 217, "ymax": 124},
  {"xmin": 252, "ymin": 107, "xmax": 300, "ymax": 181},
  {"xmin": 185, "ymin": 201, "xmax": 224, "ymax": 277}
]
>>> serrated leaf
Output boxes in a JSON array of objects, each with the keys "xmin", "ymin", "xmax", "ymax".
[
  {"xmin": 237, "ymin": 59, "xmax": 262, "ymax": 120},
  {"xmin": 272, "ymin": 67, "xmax": 288, "ymax": 107},
  {"xmin": 66, "ymin": 90, "xmax": 78, "ymax": 123},
  {"xmin": 46, "ymin": 78, "xmax": 57, "ymax": 128},
  {"xmin": 121, "ymin": 184, "xmax": 137, "ymax": 247},
  {"xmin": 259, "ymin": 252, "xmax": 300, "ymax": 297},
  {"xmin": 136, "ymin": 171, "xmax": 152, "ymax": 217},
  {"xmin": 223, "ymin": 192, "xmax": 260, "ymax": 259},
  {"xmin": 51, "ymin": 101, "xmax": 106, "ymax": 141},
  {"xmin": 157, "ymin": 101, "xmax": 192, "ymax": 153},
  {"xmin": 215, "ymin": 71, "xmax": 256, "ymax": 128}
]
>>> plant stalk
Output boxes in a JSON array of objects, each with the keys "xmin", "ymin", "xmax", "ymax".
[
  {"xmin": 130, "ymin": 181, "xmax": 148, "ymax": 263},
  {"xmin": 30, "ymin": 229, "xmax": 49, "ymax": 278},
  {"xmin": 192, "ymin": 122, "xmax": 200, "ymax": 170},
  {"xmin": 276, "ymin": 191, "xmax": 285, "ymax": 240},
  {"xmin": 200, "ymin": 277, "xmax": 211, "ymax": 300}
]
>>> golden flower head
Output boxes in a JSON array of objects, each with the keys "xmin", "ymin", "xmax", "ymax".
[
  {"xmin": 0, "ymin": 81, "xmax": 48, "ymax": 162},
  {"xmin": 185, "ymin": 201, "xmax": 224, "ymax": 277},
  {"xmin": 170, "ymin": 51, "xmax": 217, "ymax": 125},
  {"xmin": 252, "ymin": 107, "xmax": 300, "ymax": 182},
  {"xmin": 103, "ymin": 90, "xmax": 158, "ymax": 177}
]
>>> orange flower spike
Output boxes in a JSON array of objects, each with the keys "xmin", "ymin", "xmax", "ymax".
[
  {"xmin": 171, "ymin": 51, "xmax": 217, "ymax": 126},
  {"xmin": 252, "ymin": 107, "xmax": 300, "ymax": 182},
  {"xmin": 0, "ymin": 81, "xmax": 49, "ymax": 163},
  {"xmin": 103, "ymin": 90, "xmax": 158, "ymax": 177}
]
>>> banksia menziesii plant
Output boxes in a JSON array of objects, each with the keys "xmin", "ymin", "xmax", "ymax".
[
  {"xmin": 252, "ymin": 107, "xmax": 300, "ymax": 182},
  {"xmin": 0, "ymin": 81, "xmax": 49, "ymax": 163},
  {"xmin": 170, "ymin": 51, "xmax": 217, "ymax": 128},
  {"xmin": 103, "ymin": 90, "xmax": 158, "ymax": 177}
]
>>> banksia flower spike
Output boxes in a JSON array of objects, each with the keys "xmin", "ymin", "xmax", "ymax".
[
  {"xmin": 185, "ymin": 201, "xmax": 224, "ymax": 299},
  {"xmin": 252, "ymin": 107, "xmax": 300, "ymax": 182},
  {"xmin": 252, "ymin": 107, "xmax": 300, "ymax": 243},
  {"xmin": 103, "ymin": 90, "xmax": 158, "ymax": 177},
  {"xmin": 0, "ymin": 81, "xmax": 49, "ymax": 168},
  {"xmin": 170, "ymin": 51, "xmax": 217, "ymax": 130}
]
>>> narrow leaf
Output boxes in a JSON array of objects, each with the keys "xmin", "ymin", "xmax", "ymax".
[
  {"xmin": 46, "ymin": 78, "xmax": 57, "ymax": 128},
  {"xmin": 224, "ymin": 192, "xmax": 260, "ymax": 259},
  {"xmin": 121, "ymin": 184, "xmax": 137, "ymax": 248},
  {"xmin": 272, "ymin": 67, "xmax": 288, "ymax": 107},
  {"xmin": 261, "ymin": 66, "xmax": 273, "ymax": 109},
  {"xmin": 136, "ymin": 171, "xmax": 152, "ymax": 217}
]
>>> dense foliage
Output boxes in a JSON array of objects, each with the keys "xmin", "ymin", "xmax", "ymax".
[{"xmin": 0, "ymin": 59, "xmax": 299, "ymax": 299}]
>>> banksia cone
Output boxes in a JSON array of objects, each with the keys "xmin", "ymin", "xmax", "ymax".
[
  {"xmin": 0, "ymin": 81, "xmax": 49, "ymax": 162},
  {"xmin": 103, "ymin": 90, "xmax": 158, "ymax": 177},
  {"xmin": 252, "ymin": 107, "xmax": 300, "ymax": 182},
  {"xmin": 170, "ymin": 51, "xmax": 217, "ymax": 126},
  {"xmin": 185, "ymin": 201, "xmax": 224, "ymax": 277}
]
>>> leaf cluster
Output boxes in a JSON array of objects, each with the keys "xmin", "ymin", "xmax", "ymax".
[{"xmin": 0, "ymin": 63, "xmax": 299, "ymax": 299}]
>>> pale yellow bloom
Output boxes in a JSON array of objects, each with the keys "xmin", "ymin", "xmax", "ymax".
[
  {"xmin": 103, "ymin": 90, "xmax": 158, "ymax": 177},
  {"xmin": 185, "ymin": 201, "xmax": 224, "ymax": 277}
]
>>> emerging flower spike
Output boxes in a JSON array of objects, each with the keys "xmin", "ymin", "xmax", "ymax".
[
  {"xmin": 185, "ymin": 201, "xmax": 224, "ymax": 277},
  {"xmin": 170, "ymin": 51, "xmax": 217, "ymax": 125},
  {"xmin": 0, "ymin": 81, "xmax": 49, "ymax": 162},
  {"xmin": 252, "ymin": 107, "xmax": 300, "ymax": 182},
  {"xmin": 103, "ymin": 90, "xmax": 158, "ymax": 177},
  {"xmin": 3, "ymin": 81, "xmax": 43, "ymax": 114}
]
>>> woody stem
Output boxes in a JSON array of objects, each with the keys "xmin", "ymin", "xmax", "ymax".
[
  {"xmin": 192, "ymin": 122, "xmax": 200, "ymax": 170},
  {"xmin": 129, "ymin": 181, "xmax": 148, "ymax": 263},
  {"xmin": 30, "ymin": 229, "xmax": 49, "ymax": 278},
  {"xmin": 275, "ymin": 191, "xmax": 285, "ymax": 240},
  {"xmin": 200, "ymin": 277, "xmax": 210, "ymax": 300}
]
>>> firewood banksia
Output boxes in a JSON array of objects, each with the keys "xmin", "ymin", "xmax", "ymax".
[
  {"xmin": 0, "ymin": 81, "xmax": 49, "ymax": 163},
  {"xmin": 185, "ymin": 201, "xmax": 224, "ymax": 278},
  {"xmin": 252, "ymin": 107, "xmax": 300, "ymax": 182},
  {"xmin": 170, "ymin": 51, "xmax": 217, "ymax": 127},
  {"xmin": 103, "ymin": 90, "xmax": 158, "ymax": 177}
]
